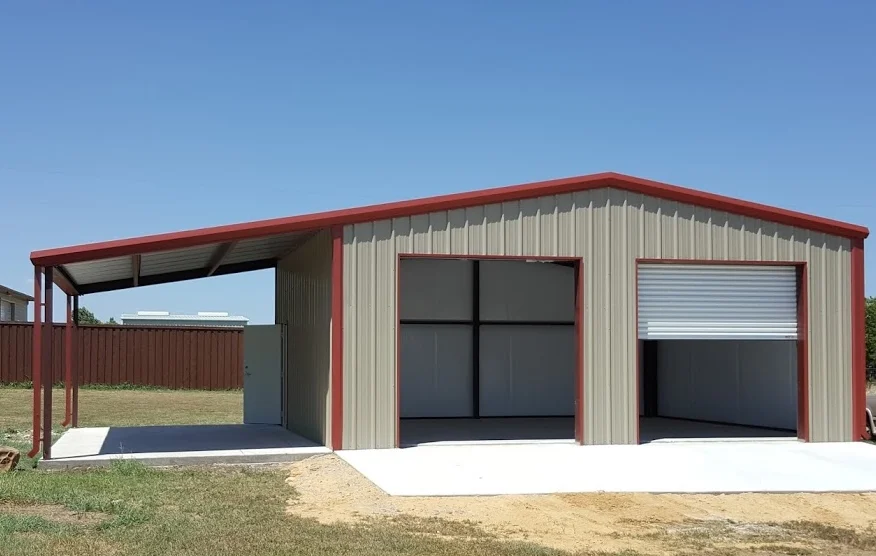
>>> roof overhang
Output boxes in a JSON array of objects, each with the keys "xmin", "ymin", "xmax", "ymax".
[
  {"xmin": 40, "ymin": 230, "xmax": 319, "ymax": 296},
  {"xmin": 0, "ymin": 285, "xmax": 35, "ymax": 302},
  {"xmin": 31, "ymin": 172, "xmax": 869, "ymax": 296}
]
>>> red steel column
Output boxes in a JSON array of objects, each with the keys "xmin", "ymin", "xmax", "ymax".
[
  {"xmin": 797, "ymin": 264, "xmax": 810, "ymax": 442},
  {"xmin": 42, "ymin": 267, "xmax": 54, "ymax": 460},
  {"xmin": 72, "ymin": 295, "xmax": 79, "ymax": 427},
  {"xmin": 851, "ymin": 238, "xmax": 866, "ymax": 440},
  {"xmin": 62, "ymin": 295, "xmax": 72, "ymax": 427},
  {"xmin": 331, "ymin": 225, "xmax": 344, "ymax": 451},
  {"xmin": 27, "ymin": 266, "xmax": 43, "ymax": 459}
]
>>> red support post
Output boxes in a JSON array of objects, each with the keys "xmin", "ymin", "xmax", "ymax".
[
  {"xmin": 851, "ymin": 238, "xmax": 866, "ymax": 440},
  {"xmin": 62, "ymin": 295, "xmax": 73, "ymax": 427},
  {"xmin": 27, "ymin": 266, "xmax": 43, "ymax": 459},
  {"xmin": 42, "ymin": 267, "xmax": 54, "ymax": 460},
  {"xmin": 72, "ymin": 295, "xmax": 79, "ymax": 427},
  {"xmin": 331, "ymin": 225, "xmax": 344, "ymax": 451}
]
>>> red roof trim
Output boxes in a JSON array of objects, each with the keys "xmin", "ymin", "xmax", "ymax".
[{"xmin": 31, "ymin": 172, "xmax": 869, "ymax": 266}]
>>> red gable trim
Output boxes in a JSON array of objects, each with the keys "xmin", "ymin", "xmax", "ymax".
[{"xmin": 31, "ymin": 172, "xmax": 869, "ymax": 266}]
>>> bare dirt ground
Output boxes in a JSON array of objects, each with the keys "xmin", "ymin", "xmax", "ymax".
[{"xmin": 285, "ymin": 454, "xmax": 876, "ymax": 555}]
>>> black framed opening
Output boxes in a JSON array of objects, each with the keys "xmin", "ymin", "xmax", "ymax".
[
  {"xmin": 638, "ymin": 338, "xmax": 799, "ymax": 442},
  {"xmin": 398, "ymin": 257, "xmax": 579, "ymax": 447}
]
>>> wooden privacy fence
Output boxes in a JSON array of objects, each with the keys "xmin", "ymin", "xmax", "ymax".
[{"xmin": 0, "ymin": 322, "xmax": 243, "ymax": 389}]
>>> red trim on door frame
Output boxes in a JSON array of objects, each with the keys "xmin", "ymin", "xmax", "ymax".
[
  {"xmin": 635, "ymin": 263, "xmax": 640, "ymax": 444},
  {"xmin": 634, "ymin": 259, "xmax": 809, "ymax": 443},
  {"xmin": 395, "ymin": 254, "xmax": 585, "ymax": 447},
  {"xmin": 330, "ymin": 226, "xmax": 344, "ymax": 450},
  {"xmin": 575, "ymin": 260, "xmax": 585, "ymax": 444},
  {"xmin": 636, "ymin": 259, "xmax": 805, "ymax": 267},
  {"xmin": 395, "ymin": 256, "xmax": 401, "ymax": 448},
  {"xmin": 851, "ymin": 238, "xmax": 866, "ymax": 440},
  {"xmin": 797, "ymin": 264, "xmax": 810, "ymax": 441}
]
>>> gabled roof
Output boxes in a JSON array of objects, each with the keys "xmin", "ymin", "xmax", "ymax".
[
  {"xmin": 0, "ymin": 284, "xmax": 34, "ymax": 302},
  {"xmin": 29, "ymin": 172, "xmax": 869, "ymax": 296}
]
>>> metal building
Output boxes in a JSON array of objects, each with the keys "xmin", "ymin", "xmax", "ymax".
[
  {"xmin": 0, "ymin": 284, "xmax": 33, "ymax": 322},
  {"xmin": 25, "ymin": 173, "xmax": 869, "ymax": 460},
  {"xmin": 120, "ymin": 310, "xmax": 249, "ymax": 327}
]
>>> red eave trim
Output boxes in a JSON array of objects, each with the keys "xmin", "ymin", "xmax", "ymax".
[
  {"xmin": 31, "ymin": 172, "xmax": 869, "ymax": 267},
  {"xmin": 851, "ymin": 238, "xmax": 866, "ymax": 440}
]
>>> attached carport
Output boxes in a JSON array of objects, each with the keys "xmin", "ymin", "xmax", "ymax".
[{"xmin": 26, "ymin": 217, "xmax": 329, "ymax": 461}]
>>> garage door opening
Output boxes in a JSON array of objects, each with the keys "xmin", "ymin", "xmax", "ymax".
[
  {"xmin": 397, "ymin": 257, "xmax": 581, "ymax": 447},
  {"xmin": 637, "ymin": 263, "xmax": 805, "ymax": 443}
]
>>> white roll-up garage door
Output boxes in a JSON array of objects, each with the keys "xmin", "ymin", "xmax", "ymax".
[{"xmin": 638, "ymin": 264, "xmax": 798, "ymax": 340}]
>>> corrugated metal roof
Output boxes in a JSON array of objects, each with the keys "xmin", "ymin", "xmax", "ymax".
[
  {"xmin": 29, "ymin": 172, "xmax": 869, "ymax": 296},
  {"xmin": 0, "ymin": 284, "xmax": 35, "ymax": 302},
  {"xmin": 49, "ymin": 230, "xmax": 315, "ymax": 294},
  {"xmin": 121, "ymin": 311, "xmax": 249, "ymax": 323}
]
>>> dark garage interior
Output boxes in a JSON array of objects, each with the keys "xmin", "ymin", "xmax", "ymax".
[
  {"xmin": 638, "ymin": 339, "xmax": 798, "ymax": 442},
  {"xmin": 398, "ymin": 257, "xmax": 578, "ymax": 446},
  {"xmin": 636, "ymin": 264, "xmax": 801, "ymax": 443}
]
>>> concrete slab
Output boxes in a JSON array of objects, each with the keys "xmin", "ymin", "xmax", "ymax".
[
  {"xmin": 43, "ymin": 424, "xmax": 329, "ymax": 469},
  {"xmin": 338, "ymin": 440, "xmax": 876, "ymax": 496}
]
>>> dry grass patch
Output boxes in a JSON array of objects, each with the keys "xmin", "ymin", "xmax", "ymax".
[
  {"xmin": 0, "ymin": 502, "xmax": 108, "ymax": 526},
  {"xmin": 3, "ymin": 451, "xmax": 875, "ymax": 555},
  {"xmin": 1, "ymin": 460, "xmax": 577, "ymax": 556},
  {"xmin": 780, "ymin": 520, "xmax": 876, "ymax": 551},
  {"xmin": 0, "ymin": 386, "xmax": 242, "ymax": 432}
]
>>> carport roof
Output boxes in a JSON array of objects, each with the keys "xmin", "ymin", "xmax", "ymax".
[{"xmin": 31, "ymin": 172, "xmax": 869, "ymax": 296}]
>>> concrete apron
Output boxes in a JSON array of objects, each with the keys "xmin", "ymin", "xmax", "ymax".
[{"xmin": 338, "ymin": 440, "xmax": 876, "ymax": 496}]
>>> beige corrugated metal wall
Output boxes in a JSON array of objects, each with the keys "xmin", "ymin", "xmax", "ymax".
[
  {"xmin": 0, "ymin": 295, "xmax": 28, "ymax": 322},
  {"xmin": 276, "ymin": 230, "xmax": 333, "ymax": 446},
  {"xmin": 342, "ymin": 188, "xmax": 852, "ymax": 449}
]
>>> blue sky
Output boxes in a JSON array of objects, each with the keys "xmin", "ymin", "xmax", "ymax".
[{"xmin": 1, "ymin": 2, "xmax": 874, "ymax": 323}]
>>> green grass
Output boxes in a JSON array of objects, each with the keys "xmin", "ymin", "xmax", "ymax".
[
  {"xmin": 0, "ymin": 461, "xmax": 579, "ymax": 556},
  {"xmin": 1, "ymin": 388, "xmax": 869, "ymax": 555},
  {"xmin": 0, "ymin": 388, "xmax": 631, "ymax": 555},
  {"xmin": 3, "ymin": 381, "xmax": 242, "ymax": 392},
  {"xmin": 3, "ymin": 460, "xmax": 869, "ymax": 556},
  {"xmin": 0, "ymin": 513, "xmax": 71, "ymax": 535}
]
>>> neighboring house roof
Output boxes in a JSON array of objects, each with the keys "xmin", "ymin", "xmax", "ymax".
[
  {"xmin": 27, "ymin": 172, "xmax": 870, "ymax": 297},
  {"xmin": 0, "ymin": 284, "xmax": 35, "ymax": 302},
  {"xmin": 120, "ymin": 311, "xmax": 249, "ymax": 325}
]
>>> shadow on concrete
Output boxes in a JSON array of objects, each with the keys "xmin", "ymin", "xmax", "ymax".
[
  {"xmin": 400, "ymin": 417, "xmax": 575, "ymax": 446},
  {"xmin": 98, "ymin": 424, "xmax": 318, "ymax": 455},
  {"xmin": 639, "ymin": 417, "xmax": 796, "ymax": 443}
]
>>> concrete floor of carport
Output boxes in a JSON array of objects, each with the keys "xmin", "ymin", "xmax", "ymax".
[
  {"xmin": 41, "ymin": 424, "xmax": 330, "ymax": 469},
  {"xmin": 400, "ymin": 417, "xmax": 795, "ymax": 446}
]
